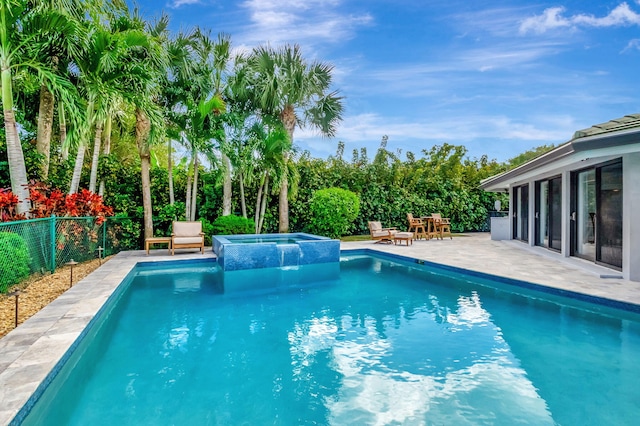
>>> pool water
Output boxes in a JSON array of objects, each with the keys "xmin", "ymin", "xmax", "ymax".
[{"xmin": 22, "ymin": 255, "xmax": 640, "ymax": 425}]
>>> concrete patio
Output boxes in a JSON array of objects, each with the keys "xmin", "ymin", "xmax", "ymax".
[{"xmin": 1, "ymin": 233, "xmax": 640, "ymax": 424}]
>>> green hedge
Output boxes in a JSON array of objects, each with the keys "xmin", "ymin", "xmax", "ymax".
[
  {"xmin": 307, "ymin": 187, "xmax": 360, "ymax": 239},
  {"xmin": 0, "ymin": 232, "xmax": 31, "ymax": 293},
  {"xmin": 211, "ymin": 215, "xmax": 255, "ymax": 235}
]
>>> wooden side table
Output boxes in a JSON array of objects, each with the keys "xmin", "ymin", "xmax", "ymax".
[{"xmin": 145, "ymin": 237, "xmax": 172, "ymax": 255}]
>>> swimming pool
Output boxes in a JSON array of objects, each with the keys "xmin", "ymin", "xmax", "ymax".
[{"xmin": 18, "ymin": 253, "xmax": 640, "ymax": 425}]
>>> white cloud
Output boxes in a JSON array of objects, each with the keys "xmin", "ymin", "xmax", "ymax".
[
  {"xmin": 167, "ymin": 0, "xmax": 201, "ymax": 8},
  {"xmin": 520, "ymin": 3, "xmax": 640, "ymax": 34},
  {"xmin": 237, "ymin": 0, "xmax": 373, "ymax": 47},
  {"xmin": 623, "ymin": 38, "xmax": 640, "ymax": 52}
]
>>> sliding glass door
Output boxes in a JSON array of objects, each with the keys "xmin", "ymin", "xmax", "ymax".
[
  {"xmin": 571, "ymin": 159, "xmax": 622, "ymax": 269},
  {"xmin": 535, "ymin": 176, "xmax": 562, "ymax": 251},
  {"xmin": 512, "ymin": 184, "xmax": 528, "ymax": 242},
  {"xmin": 597, "ymin": 161, "xmax": 623, "ymax": 268}
]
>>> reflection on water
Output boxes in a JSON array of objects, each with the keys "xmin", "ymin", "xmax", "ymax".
[{"xmin": 286, "ymin": 290, "xmax": 553, "ymax": 425}]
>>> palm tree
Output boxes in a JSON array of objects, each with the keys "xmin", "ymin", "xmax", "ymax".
[
  {"xmin": 113, "ymin": 8, "xmax": 169, "ymax": 240},
  {"xmin": 245, "ymin": 44, "xmax": 343, "ymax": 232},
  {"xmin": 252, "ymin": 119, "xmax": 291, "ymax": 233},
  {"xmin": 1, "ymin": 1, "xmax": 84, "ymax": 214}
]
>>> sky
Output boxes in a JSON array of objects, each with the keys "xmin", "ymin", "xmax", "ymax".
[{"xmin": 131, "ymin": 0, "xmax": 640, "ymax": 162}]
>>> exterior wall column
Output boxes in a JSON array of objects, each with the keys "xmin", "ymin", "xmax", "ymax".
[
  {"xmin": 623, "ymin": 152, "xmax": 640, "ymax": 281},
  {"xmin": 561, "ymin": 170, "xmax": 571, "ymax": 257},
  {"xmin": 509, "ymin": 186, "xmax": 514, "ymax": 239},
  {"xmin": 528, "ymin": 181, "xmax": 536, "ymax": 246}
]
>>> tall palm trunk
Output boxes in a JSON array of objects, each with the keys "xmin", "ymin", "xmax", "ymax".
[
  {"xmin": 185, "ymin": 157, "xmax": 193, "ymax": 219},
  {"xmin": 222, "ymin": 153, "xmax": 232, "ymax": 216},
  {"xmin": 98, "ymin": 115, "xmax": 112, "ymax": 197},
  {"xmin": 239, "ymin": 171, "xmax": 247, "ymax": 218},
  {"xmin": 136, "ymin": 109, "xmax": 153, "ymax": 240},
  {"xmin": 2, "ymin": 63, "xmax": 30, "ymax": 214},
  {"xmin": 254, "ymin": 174, "xmax": 264, "ymax": 233},
  {"xmin": 36, "ymin": 85, "xmax": 55, "ymax": 180},
  {"xmin": 278, "ymin": 106, "xmax": 296, "ymax": 233},
  {"xmin": 69, "ymin": 144, "xmax": 85, "ymax": 194},
  {"xmin": 168, "ymin": 138, "xmax": 174, "ymax": 205},
  {"xmin": 258, "ymin": 174, "xmax": 269, "ymax": 233},
  {"xmin": 190, "ymin": 155, "xmax": 199, "ymax": 221},
  {"xmin": 88, "ymin": 121, "xmax": 103, "ymax": 193},
  {"xmin": 59, "ymin": 103, "xmax": 68, "ymax": 160}
]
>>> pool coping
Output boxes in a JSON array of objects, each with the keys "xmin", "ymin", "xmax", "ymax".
[{"xmin": 2, "ymin": 243, "xmax": 640, "ymax": 424}]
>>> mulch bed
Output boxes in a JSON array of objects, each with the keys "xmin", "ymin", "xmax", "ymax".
[{"xmin": 0, "ymin": 256, "xmax": 112, "ymax": 338}]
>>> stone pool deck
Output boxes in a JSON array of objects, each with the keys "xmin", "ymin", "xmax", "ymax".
[{"xmin": 2, "ymin": 233, "xmax": 640, "ymax": 424}]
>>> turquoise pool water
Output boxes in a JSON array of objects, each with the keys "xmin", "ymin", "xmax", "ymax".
[{"xmin": 21, "ymin": 254, "xmax": 640, "ymax": 425}]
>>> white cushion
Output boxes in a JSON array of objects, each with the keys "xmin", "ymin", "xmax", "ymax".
[{"xmin": 173, "ymin": 237, "xmax": 203, "ymax": 245}]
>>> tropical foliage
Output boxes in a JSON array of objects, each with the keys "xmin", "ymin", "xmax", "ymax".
[{"xmin": 1, "ymin": 1, "xmax": 531, "ymax": 242}]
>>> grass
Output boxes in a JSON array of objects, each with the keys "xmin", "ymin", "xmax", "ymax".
[{"xmin": 340, "ymin": 234, "xmax": 371, "ymax": 242}]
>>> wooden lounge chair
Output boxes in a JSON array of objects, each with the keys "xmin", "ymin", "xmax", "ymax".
[
  {"xmin": 407, "ymin": 213, "xmax": 427, "ymax": 240},
  {"xmin": 171, "ymin": 221, "xmax": 205, "ymax": 255},
  {"xmin": 368, "ymin": 221, "xmax": 398, "ymax": 244},
  {"xmin": 431, "ymin": 213, "xmax": 452, "ymax": 240}
]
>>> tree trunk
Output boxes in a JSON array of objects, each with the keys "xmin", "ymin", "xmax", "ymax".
[
  {"xmin": 98, "ymin": 115, "xmax": 112, "ymax": 197},
  {"xmin": 3, "ymin": 109, "xmax": 30, "ymax": 215},
  {"xmin": 258, "ymin": 174, "xmax": 269, "ymax": 233},
  {"xmin": 278, "ymin": 105, "xmax": 296, "ymax": 233},
  {"xmin": 69, "ymin": 144, "xmax": 85, "ymax": 194},
  {"xmin": 254, "ymin": 173, "xmax": 263, "ymax": 233},
  {"xmin": 239, "ymin": 172, "xmax": 247, "ymax": 219},
  {"xmin": 168, "ymin": 138, "xmax": 174, "ymax": 205},
  {"xmin": 2, "ymin": 63, "xmax": 30, "ymax": 215},
  {"xmin": 190, "ymin": 155, "xmax": 199, "ymax": 221},
  {"xmin": 36, "ymin": 85, "xmax": 55, "ymax": 181},
  {"xmin": 136, "ymin": 109, "xmax": 153, "ymax": 240},
  {"xmin": 278, "ymin": 170, "xmax": 289, "ymax": 233},
  {"xmin": 88, "ymin": 121, "xmax": 103, "ymax": 193},
  {"xmin": 185, "ymin": 170, "xmax": 192, "ymax": 221},
  {"xmin": 222, "ymin": 153, "xmax": 232, "ymax": 216},
  {"xmin": 59, "ymin": 103, "xmax": 68, "ymax": 161}
]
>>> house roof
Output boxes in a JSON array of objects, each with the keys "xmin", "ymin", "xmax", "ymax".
[{"xmin": 480, "ymin": 113, "xmax": 640, "ymax": 191}]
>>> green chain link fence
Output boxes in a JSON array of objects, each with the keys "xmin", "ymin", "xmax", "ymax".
[{"xmin": 0, "ymin": 216, "xmax": 141, "ymax": 292}]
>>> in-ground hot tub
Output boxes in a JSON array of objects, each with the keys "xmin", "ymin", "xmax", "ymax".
[{"xmin": 212, "ymin": 232, "xmax": 340, "ymax": 271}]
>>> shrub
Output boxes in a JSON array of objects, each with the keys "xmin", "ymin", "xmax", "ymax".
[
  {"xmin": 0, "ymin": 232, "xmax": 31, "ymax": 293},
  {"xmin": 211, "ymin": 215, "xmax": 255, "ymax": 235},
  {"xmin": 307, "ymin": 188, "xmax": 360, "ymax": 239}
]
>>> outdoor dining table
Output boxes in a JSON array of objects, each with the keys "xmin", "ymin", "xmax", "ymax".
[{"xmin": 421, "ymin": 216, "xmax": 439, "ymax": 239}]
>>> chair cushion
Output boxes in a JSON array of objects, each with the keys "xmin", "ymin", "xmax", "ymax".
[
  {"xmin": 173, "ymin": 236, "xmax": 203, "ymax": 245},
  {"xmin": 369, "ymin": 221, "xmax": 382, "ymax": 232},
  {"xmin": 372, "ymin": 231, "xmax": 390, "ymax": 237},
  {"xmin": 173, "ymin": 221, "xmax": 202, "ymax": 237}
]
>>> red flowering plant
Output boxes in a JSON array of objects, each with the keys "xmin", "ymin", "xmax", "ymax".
[
  {"xmin": 28, "ymin": 183, "xmax": 113, "ymax": 225},
  {"xmin": 0, "ymin": 188, "xmax": 26, "ymax": 222},
  {"xmin": 1, "ymin": 183, "xmax": 113, "ymax": 224}
]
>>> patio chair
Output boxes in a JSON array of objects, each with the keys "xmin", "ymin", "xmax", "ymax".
[
  {"xmin": 407, "ymin": 213, "xmax": 427, "ymax": 240},
  {"xmin": 431, "ymin": 213, "xmax": 452, "ymax": 240},
  {"xmin": 171, "ymin": 221, "xmax": 205, "ymax": 255},
  {"xmin": 368, "ymin": 221, "xmax": 398, "ymax": 244}
]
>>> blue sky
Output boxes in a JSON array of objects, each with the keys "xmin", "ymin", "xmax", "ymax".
[{"xmin": 131, "ymin": 0, "xmax": 640, "ymax": 162}]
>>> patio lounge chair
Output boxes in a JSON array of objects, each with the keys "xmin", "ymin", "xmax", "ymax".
[
  {"xmin": 171, "ymin": 221, "xmax": 205, "ymax": 255},
  {"xmin": 368, "ymin": 221, "xmax": 398, "ymax": 244},
  {"xmin": 407, "ymin": 213, "xmax": 427, "ymax": 240},
  {"xmin": 431, "ymin": 213, "xmax": 452, "ymax": 240}
]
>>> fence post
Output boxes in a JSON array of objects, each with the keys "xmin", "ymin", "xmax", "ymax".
[
  {"xmin": 103, "ymin": 218, "xmax": 107, "ymax": 254},
  {"xmin": 50, "ymin": 214, "xmax": 56, "ymax": 273}
]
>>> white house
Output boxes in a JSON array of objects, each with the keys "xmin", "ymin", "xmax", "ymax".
[{"xmin": 480, "ymin": 114, "xmax": 640, "ymax": 282}]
